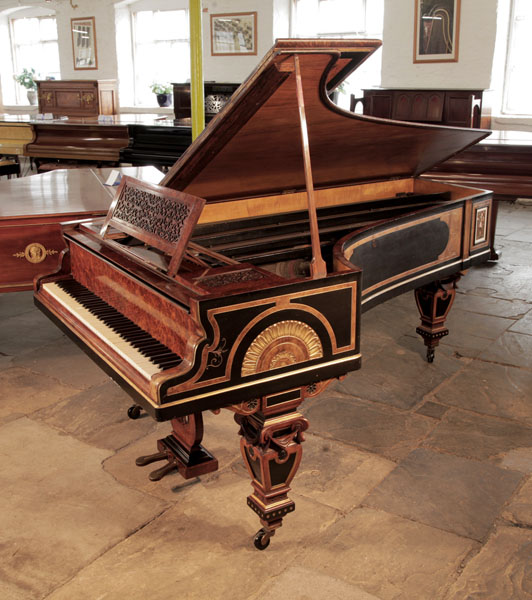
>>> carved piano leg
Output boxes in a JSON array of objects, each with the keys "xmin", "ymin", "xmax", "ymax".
[
  {"xmin": 136, "ymin": 412, "xmax": 218, "ymax": 481},
  {"xmin": 233, "ymin": 391, "xmax": 309, "ymax": 550},
  {"xmin": 414, "ymin": 274, "xmax": 461, "ymax": 362}
]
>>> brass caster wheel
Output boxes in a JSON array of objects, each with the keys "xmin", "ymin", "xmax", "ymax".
[
  {"xmin": 253, "ymin": 528, "xmax": 272, "ymax": 550},
  {"xmin": 127, "ymin": 404, "xmax": 142, "ymax": 419}
]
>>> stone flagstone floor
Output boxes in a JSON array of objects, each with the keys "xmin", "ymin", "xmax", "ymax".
[{"xmin": 0, "ymin": 202, "xmax": 531, "ymax": 600}]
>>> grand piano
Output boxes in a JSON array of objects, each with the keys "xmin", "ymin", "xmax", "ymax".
[{"xmin": 34, "ymin": 39, "xmax": 493, "ymax": 550}]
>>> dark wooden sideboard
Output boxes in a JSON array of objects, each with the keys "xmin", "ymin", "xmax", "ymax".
[
  {"xmin": 428, "ymin": 130, "xmax": 532, "ymax": 200},
  {"xmin": 352, "ymin": 89, "xmax": 486, "ymax": 129},
  {"xmin": 172, "ymin": 82, "xmax": 240, "ymax": 121},
  {"xmin": 37, "ymin": 80, "xmax": 118, "ymax": 117}
]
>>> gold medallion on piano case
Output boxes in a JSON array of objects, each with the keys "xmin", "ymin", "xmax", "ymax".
[
  {"xmin": 241, "ymin": 320, "xmax": 323, "ymax": 377},
  {"xmin": 13, "ymin": 243, "xmax": 57, "ymax": 264}
]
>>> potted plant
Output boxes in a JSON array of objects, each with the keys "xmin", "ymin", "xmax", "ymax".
[
  {"xmin": 14, "ymin": 68, "xmax": 38, "ymax": 105},
  {"xmin": 150, "ymin": 82, "xmax": 173, "ymax": 107}
]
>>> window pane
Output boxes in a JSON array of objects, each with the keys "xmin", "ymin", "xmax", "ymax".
[
  {"xmin": 11, "ymin": 15, "xmax": 60, "ymax": 102},
  {"xmin": 40, "ymin": 17, "xmax": 58, "ymax": 41},
  {"xmin": 292, "ymin": 0, "xmax": 383, "ymax": 110},
  {"xmin": 504, "ymin": 1, "xmax": 532, "ymax": 114},
  {"xmin": 318, "ymin": 0, "xmax": 366, "ymax": 34},
  {"xmin": 133, "ymin": 9, "xmax": 190, "ymax": 106}
]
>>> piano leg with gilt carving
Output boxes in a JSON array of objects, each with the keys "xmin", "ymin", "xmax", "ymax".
[
  {"xmin": 233, "ymin": 389, "xmax": 309, "ymax": 550},
  {"xmin": 414, "ymin": 273, "xmax": 461, "ymax": 363},
  {"xmin": 136, "ymin": 412, "xmax": 218, "ymax": 481}
]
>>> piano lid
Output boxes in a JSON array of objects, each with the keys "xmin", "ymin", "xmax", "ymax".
[{"xmin": 161, "ymin": 38, "xmax": 490, "ymax": 202}]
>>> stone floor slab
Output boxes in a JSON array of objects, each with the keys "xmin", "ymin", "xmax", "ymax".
[
  {"xmin": 33, "ymin": 380, "xmax": 157, "ymax": 452},
  {"xmin": 0, "ymin": 310, "xmax": 64, "ymax": 357},
  {"xmin": 300, "ymin": 507, "xmax": 477, "ymax": 600},
  {"xmin": 424, "ymin": 409, "xmax": 532, "ymax": 461},
  {"xmin": 0, "ymin": 290, "xmax": 34, "ymax": 319},
  {"xmin": 250, "ymin": 566, "xmax": 383, "ymax": 600},
  {"xmin": 479, "ymin": 330, "xmax": 532, "ymax": 368},
  {"xmin": 0, "ymin": 418, "xmax": 168, "ymax": 600},
  {"xmin": 364, "ymin": 448, "xmax": 524, "ymax": 541},
  {"xmin": 506, "ymin": 226, "xmax": 532, "ymax": 242},
  {"xmin": 502, "ymin": 478, "xmax": 532, "ymax": 527},
  {"xmin": 441, "ymin": 308, "xmax": 513, "ymax": 356},
  {"xmin": 453, "ymin": 292, "xmax": 530, "ymax": 320},
  {"xmin": 303, "ymin": 392, "xmax": 435, "ymax": 461},
  {"xmin": 45, "ymin": 473, "xmax": 339, "ymax": 600},
  {"xmin": 510, "ymin": 307, "xmax": 532, "ymax": 335},
  {"xmin": 458, "ymin": 261, "xmax": 532, "ymax": 302},
  {"xmin": 434, "ymin": 360, "xmax": 532, "ymax": 426},
  {"xmin": 337, "ymin": 334, "xmax": 462, "ymax": 410},
  {"xmin": 498, "ymin": 447, "xmax": 532, "ymax": 474},
  {"xmin": 0, "ymin": 367, "xmax": 81, "ymax": 424},
  {"xmin": 444, "ymin": 526, "xmax": 532, "ymax": 600},
  {"xmin": 12, "ymin": 336, "xmax": 109, "ymax": 390},
  {"xmin": 415, "ymin": 400, "xmax": 450, "ymax": 419},
  {"xmin": 292, "ymin": 433, "xmax": 395, "ymax": 512}
]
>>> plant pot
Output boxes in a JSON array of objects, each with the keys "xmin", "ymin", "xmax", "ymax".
[
  {"xmin": 156, "ymin": 93, "xmax": 172, "ymax": 107},
  {"xmin": 27, "ymin": 90, "xmax": 37, "ymax": 105}
]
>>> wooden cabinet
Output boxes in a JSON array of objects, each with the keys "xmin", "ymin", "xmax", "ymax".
[
  {"xmin": 37, "ymin": 80, "xmax": 118, "ymax": 117},
  {"xmin": 353, "ymin": 89, "xmax": 485, "ymax": 128},
  {"xmin": 172, "ymin": 82, "xmax": 240, "ymax": 121}
]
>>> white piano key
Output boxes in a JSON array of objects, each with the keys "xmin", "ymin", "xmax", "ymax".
[{"xmin": 42, "ymin": 282, "xmax": 162, "ymax": 379}]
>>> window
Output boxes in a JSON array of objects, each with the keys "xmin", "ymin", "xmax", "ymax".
[
  {"xmin": 10, "ymin": 16, "xmax": 60, "ymax": 103},
  {"xmin": 502, "ymin": 0, "xmax": 532, "ymax": 115},
  {"xmin": 132, "ymin": 9, "xmax": 190, "ymax": 106},
  {"xmin": 291, "ymin": 0, "xmax": 383, "ymax": 39},
  {"xmin": 291, "ymin": 0, "xmax": 384, "ymax": 109}
]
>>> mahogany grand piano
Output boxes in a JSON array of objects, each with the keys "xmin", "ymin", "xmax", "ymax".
[{"xmin": 34, "ymin": 39, "xmax": 493, "ymax": 550}]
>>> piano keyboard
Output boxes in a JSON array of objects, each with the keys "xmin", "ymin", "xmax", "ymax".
[{"xmin": 42, "ymin": 279, "xmax": 182, "ymax": 379}]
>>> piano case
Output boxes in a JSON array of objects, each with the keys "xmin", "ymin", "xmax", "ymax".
[{"xmin": 34, "ymin": 39, "xmax": 493, "ymax": 550}]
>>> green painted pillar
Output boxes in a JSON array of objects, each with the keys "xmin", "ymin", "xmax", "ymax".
[{"xmin": 189, "ymin": 0, "xmax": 205, "ymax": 140}]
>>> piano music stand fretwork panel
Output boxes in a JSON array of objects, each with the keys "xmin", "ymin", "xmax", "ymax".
[{"xmin": 101, "ymin": 176, "xmax": 205, "ymax": 277}]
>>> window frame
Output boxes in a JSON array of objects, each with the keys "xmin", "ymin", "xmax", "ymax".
[
  {"xmin": 9, "ymin": 13, "xmax": 59, "ymax": 104},
  {"xmin": 130, "ymin": 7, "xmax": 190, "ymax": 107},
  {"xmin": 501, "ymin": 0, "xmax": 532, "ymax": 116}
]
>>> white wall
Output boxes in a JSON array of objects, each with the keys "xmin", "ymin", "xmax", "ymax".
[
  {"xmin": 55, "ymin": 0, "xmax": 119, "ymax": 80},
  {"xmin": 202, "ymin": 0, "xmax": 275, "ymax": 82},
  {"xmin": 0, "ymin": 0, "xmax": 516, "ymax": 121},
  {"xmin": 381, "ymin": 0, "xmax": 498, "ymax": 89}
]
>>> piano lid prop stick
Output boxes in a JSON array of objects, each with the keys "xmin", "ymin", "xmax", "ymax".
[{"xmin": 293, "ymin": 54, "xmax": 327, "ymax": 279}]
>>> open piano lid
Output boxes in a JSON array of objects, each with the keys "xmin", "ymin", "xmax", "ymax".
[{"xmin": 161, "ymin": 38, "xmax": 490, "ymax": 202}]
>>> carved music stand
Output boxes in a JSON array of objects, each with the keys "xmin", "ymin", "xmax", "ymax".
[{"xmin": 100, "ymin": 175, "xmax": 205, "ymax": 277}]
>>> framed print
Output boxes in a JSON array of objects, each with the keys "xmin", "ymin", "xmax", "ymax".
[
  {"xmin": 71, "ymin": 17, "xmax": 98, "ymax": 70},
  {"xmin": 210, "ymin": 12, "xmax": 257, "ymax": 56},
  {"xmin": 414, "ymin": 0, "xmax": 460, "ymax": 63}
]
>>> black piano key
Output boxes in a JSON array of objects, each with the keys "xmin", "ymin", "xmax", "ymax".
[{"xmin": 57, "ymin": 279, "xmax": 182, "ymax": 371}]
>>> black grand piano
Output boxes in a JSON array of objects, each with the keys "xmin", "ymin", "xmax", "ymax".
[{"xmin": 34, "ymin": 39, "xmax": 493, "ymax": 550}]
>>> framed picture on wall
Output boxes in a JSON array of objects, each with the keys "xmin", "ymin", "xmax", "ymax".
[
  {"xmin": 210, "ymin": 12, "xmax": 257, "ymax": 56},
  {"xmin": 71, "ymin": 17, "xmax": 98, "ymax": 70},
  {"xmin": 414, "ymin": 0, "xmax": 461, "ymax": 63}
]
